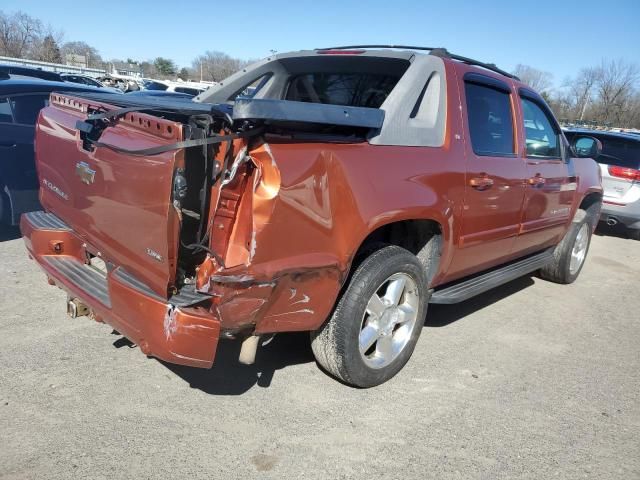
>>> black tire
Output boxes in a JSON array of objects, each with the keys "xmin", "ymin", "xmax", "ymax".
[
  {"xmin": 311, "ymin": 245, "xmax": 429, "ymax": 388},
  {"xmin": 539, "ymin": 209, "xmax": 592, "ymax": 284}
]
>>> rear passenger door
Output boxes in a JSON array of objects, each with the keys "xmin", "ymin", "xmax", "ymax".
[
  {"xmin": 0, "ymin": 93, "xmax": 50, "ymax": 195},
  {"xmin": 0, "ymin": 97, "xmax": 19, "ymax": 183},
  {"xmin": 514, "ymin": 90, "xmax": 575, "ymax": 254},
  {"xmin": 448, "ymin": 73, "xmax": 527, "ymax": 278}
]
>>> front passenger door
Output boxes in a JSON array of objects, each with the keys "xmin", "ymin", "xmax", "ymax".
[
  {"xmin": 515, "ymin": 91, "xmax": 575, "ymax": 254},
  {"xmin": 448, "ymin": 74, "xmax": 527, "ymax": 279}
]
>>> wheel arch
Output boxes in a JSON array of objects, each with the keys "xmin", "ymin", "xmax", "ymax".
[
  {"xmin": 577, "ymin": 190, "xmax": 603, "ymax": 229},
  {"xmin": 350, "ymin": 214, "xmax": 448, "ymax": 287}
]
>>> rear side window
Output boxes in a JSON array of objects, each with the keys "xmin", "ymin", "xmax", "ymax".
[
  {"xmin": 285, "ymin": 73, "xmax": 401, "ymax": 108},
  {"xmin": 521, "ymin": 97, "xmax": 560, "ymax": 158},
  {"xmin": 144, "ymin": 81, "xmax": 168, "ymax": 91},
  {"xmin": 465, "ymin": 82, "xmax": 514, "ymax": 156},
  {"xmin": 596, "ymin": 135, "xmax": 640, "ymax": 169},
  {"xmin": 0, "ymin": 98, "xmax": 13, "ymax": 123},
  {"xmin": 174, "ymin": 87, "xmax": 200, "ymax": 96},
  {"xmin": 10, "ymin": 95, "xmax": 49, "ymax": 125}
]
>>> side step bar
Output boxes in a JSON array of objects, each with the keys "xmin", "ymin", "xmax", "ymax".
[{"xmin": 430, "ymin": 248, "xmax": 555, "ymax": 304}]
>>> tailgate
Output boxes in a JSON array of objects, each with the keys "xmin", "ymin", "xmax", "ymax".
[{"xmin": 35, "ymin": 93, "xmax": 185, "ymax": 298}]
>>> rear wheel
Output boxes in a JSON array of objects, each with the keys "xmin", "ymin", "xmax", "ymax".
[
  {"xmin": 311, "ymin": 245, "xmax": 428, "ymax": 388},
  {"xmin": 539, "ymin": 211, "xmax": 591, "ymax": 284},
  {"xmin": 628, "ymin": 229, "xmax": 640, "ymax": 241}
]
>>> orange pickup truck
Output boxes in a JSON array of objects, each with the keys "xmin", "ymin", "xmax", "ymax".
[{"xmin": 22, "ymin": 46, "xmax": 602, "ymax": 387}]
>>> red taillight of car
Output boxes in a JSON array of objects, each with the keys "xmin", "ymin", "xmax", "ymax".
[
  {"xmin": 316, "ymin": 49, "xmax": 365, "ymax": 55},
  {"xmin": 608, "ymin": 165, "xmax": 640, "ymax": 181}
]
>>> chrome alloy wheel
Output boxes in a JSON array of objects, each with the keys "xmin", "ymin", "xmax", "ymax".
[
  {"xmin": 359, "ymin": 273, "xmax": 421, "ymax": 369},
  {"xmin": 569, "ymin": 223, "xmax": 589, "ymax": 275}
]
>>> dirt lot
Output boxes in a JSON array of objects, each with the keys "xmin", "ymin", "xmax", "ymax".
[{"xmin": 0, "ymin": 225, "xmax": 638, "ymax": 480}]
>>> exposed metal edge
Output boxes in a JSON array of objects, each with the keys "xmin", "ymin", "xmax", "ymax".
[
  {"xmin": 112, "ymin": 268, "xmax": 212, "ymax": 308},
  {"xmin": 233, "ymin": 97, "xmax": 385, "ymax": 129},
  {"xmin": 44, "ymin": 256, "xmax": 111, "ymax": 307}
]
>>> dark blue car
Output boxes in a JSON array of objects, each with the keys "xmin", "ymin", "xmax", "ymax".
[{"xmin": 0, "ymin": 78, "xmax": 108, "ymax": 224}]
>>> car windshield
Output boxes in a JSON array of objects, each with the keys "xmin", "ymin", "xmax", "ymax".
[{"xmin": 285, "ymin": 72, "xmax": 401, "ymax": 108}]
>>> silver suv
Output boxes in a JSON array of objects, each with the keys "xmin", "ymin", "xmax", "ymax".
[{"xmin": 565, "ymin": 129, "xmax": 640, "ymax": 240}]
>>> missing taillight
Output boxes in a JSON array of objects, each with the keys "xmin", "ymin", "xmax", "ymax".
[{"xmin": 608, "ymin": 165, "xmax": 640, "ymax": 181}]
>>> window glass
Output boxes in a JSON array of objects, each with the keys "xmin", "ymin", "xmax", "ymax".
[
  {"xmin": 465, "ymin": 82, "xmax": 514, "ymax": 155},
  {"xmin": 144, "ymin": 81, "xmax": 168, "ymax": 91},
  {"xmin": 234, "ymin": 74, "xmax": 273, "ymax": 100},
  {"xmin": 574, "ymin": 133, "xmax": 640, "ymax": 169},
  {"xmin": 521, "ymin": 97, "xmax": 560, "ymax": 158},
  {"xmin": 174, "ymin": 87, "xmax": 200, "ymax": 96},
  {"xmin": 0, "ymin": 98, "xmax": 13, "ymax": 123},
  {"xmin": 286, "ymin": 73, "xmax": 401, "ymax": 108},
  {"xmin": 10, "ymin": 95, "xmax": 48, "ymax": 125}
]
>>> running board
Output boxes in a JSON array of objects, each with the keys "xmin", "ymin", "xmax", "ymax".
[{"xmin": 430, "ymin": 249, "xmax": 555, "ymax": 304}]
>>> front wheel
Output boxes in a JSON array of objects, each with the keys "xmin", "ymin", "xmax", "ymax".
[
  {"xmin": 539, "ymin": 210, "xmax": 592, "ymax": 284},
  {"xmin": 311, "ymin": 245, "xmax": 429, "ymax": 388}
]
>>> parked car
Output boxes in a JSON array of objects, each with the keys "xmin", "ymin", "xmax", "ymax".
[
  {"xmin": 125, "ymin": 90, "xmax": 195, "ymax": 99},
  {"xmin": 141, "ymin": 79, "xmax": 208, "ymax": 96},
  {"xmin": 21, "ymin": 47, "xmax": 602, "ymax": 387},
  {"xmin": 564, "ymin": 128, "xmax": 640, "ymax": 240},
  {"xmin": 0, "ymin": 78, "xmax": 112, "ymax": 225},
  {"xmin": 59, "ymin": 73, "xmax": 104, "ymax": 88},
  {"xmin": 0, "ymin": 64, "xmax": 62, "ymax": 82}
]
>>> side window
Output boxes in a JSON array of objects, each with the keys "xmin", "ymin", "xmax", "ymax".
[
  {"xmin": 234, "ymin": 73, "xmax": 272, "ymax": 100},
  {"xmin": 0, "ymin": 98, "xmax": 13, "ymax": 123},
  {"xmin": 465, "ymin": 82, "xmax": 515, "ymax": 156},
  {"xmin": 521, "ymin": 97, "xmax": 561, "ymax": 158},
  {"xmin": 10, "ymin": 95, "xmax": 49, "ymax": 125}
]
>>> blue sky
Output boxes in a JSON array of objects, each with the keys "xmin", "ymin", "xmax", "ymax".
[{"xmin": 3, "ymin": 0, "xmax": 639, "ymax": 87}]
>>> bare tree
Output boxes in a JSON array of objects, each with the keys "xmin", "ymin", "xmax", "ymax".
[
  {"xmin": 32, "ymin": 25, "xmax": 64, "ymax": 63},
  {"xmin": 192, "ymin": 51, "xmax": 249, "ymax": 82},
  {"xmin": 513, "ymin": 64, "xmax": 554, "ymax": 93},
  {"xmin": 593, "ymin": 58, "xmax": 639, "ymax": 125},
  {"xmin": 567, "ymin": 67, "xmax": 599, "ymax": 120},
  {"xmin": 60, "ymin": 40, "xmax": 102, "ymax": 67},
  {"xmin": 0, "ymin": 10, "xmax": 43, "ymax": 58}
]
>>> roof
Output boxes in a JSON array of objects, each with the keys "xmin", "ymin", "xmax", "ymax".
[
  {"xmin": 0, "ymin": 78, "xmax": 105, "ymax": 95},
  {"xmin": 0, "ymin": 64, "xmax": 62, "ymax": 82},
  {"xmin": 563, "ymin": 127, "xmax": 640, "ymax": 142},
  {"xmin": 314, "ymin": 45, "xmax": 517, "ymax": 79}
]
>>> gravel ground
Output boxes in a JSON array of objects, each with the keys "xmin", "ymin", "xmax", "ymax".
[{"xmin": 1, "ymin": 225, "xmax": 639, "ymax": 480}]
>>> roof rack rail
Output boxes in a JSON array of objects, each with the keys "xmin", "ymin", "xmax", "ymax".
[{"xmin": 315, "ymin": 45, "xmax": 519, "ymax": 80}]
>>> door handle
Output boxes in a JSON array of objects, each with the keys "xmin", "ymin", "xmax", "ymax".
[
  {"xmin": 469, "ymin": 175, "xmax": 494, "ymax": 190},
  {"xmin": 528, "ymin": 175, "xmax": 546, "ymax": 186},
  {"xmin": 0, "ymin": 142, "xmax": 16, "ymax": 148}
]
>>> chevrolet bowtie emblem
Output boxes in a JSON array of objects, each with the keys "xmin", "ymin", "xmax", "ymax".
[{"xmin": 75, "ymin": 161, "xmax": 96, "ymax": 184}]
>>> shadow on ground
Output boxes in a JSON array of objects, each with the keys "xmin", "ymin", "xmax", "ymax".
[
  {"xmin": 0, "ymin": 225, "xmax": 21, "ymax": 242},
  {"xmin": 594, "ymin": 223, "xmax": 635, "ymax": 240},
  {"xmin": 144, "ymin": 276, "xmax": 537, "ymax": 395},
  {"xmin": 159, "ymin": 332, "xmax": 315, "ymax": 395},
  {"xmin": 426, "ymin": 275, "xmax": 535, "ymax": 328}
]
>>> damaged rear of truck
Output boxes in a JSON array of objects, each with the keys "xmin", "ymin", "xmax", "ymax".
[{"xmin": 23, "ymin": 48, "xmax": 461, "ymax": 385}]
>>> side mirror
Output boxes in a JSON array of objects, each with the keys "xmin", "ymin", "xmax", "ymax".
[{"xmin": 571, "ymin": 136, "xmax": 602, "ymax": 159}]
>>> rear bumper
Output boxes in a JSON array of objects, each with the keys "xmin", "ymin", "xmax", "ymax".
[
  {"xmin": 600, "ymin": 200, "xmax": 640, "ymax": 230},
  {"xmin": 20, "ymin": 211, "xmax": 220, "ymax": 368}
]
